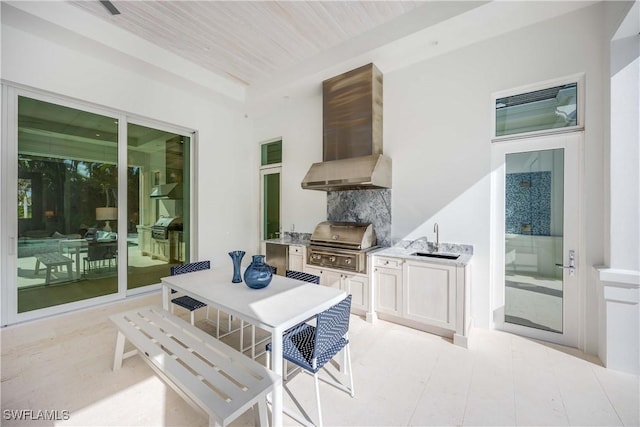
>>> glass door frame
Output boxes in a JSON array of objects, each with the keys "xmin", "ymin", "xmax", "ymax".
[
  {"xmin": 490, "ymin": 132, "xmax": 584, "ymax": 348},
  {"xmin": 259, "ymin": 166, "xmax": 282, "ymax": 242},
  {"xmin": 1, "ymin": 84, "xmax": 196, "ymax": 326}
]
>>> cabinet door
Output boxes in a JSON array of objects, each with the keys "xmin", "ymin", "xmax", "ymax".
[
  {"xmin": 304, "ymin": 266, "xmax": 342, "ymax": 289},
  {"xmin": 289, "ymin": 254, "xmax": 303, "ymax": 272},
  {"xmin": 321, "ymin": 269, "xmax": 342, "ymax": 289},
  {"xmin": 374, "ymin": 267, "xmax": 403, "ymax": 316},
  {"xmin": 288, "ymin": 245, "xmax": 304, "ymax": 272},
  {"xmin": 343, "ymin": 274, "xmax": 368, "ymax": 312},
  {"xmin": 403, "ymin": 261, "xmax": 456, "ymax": 330}
]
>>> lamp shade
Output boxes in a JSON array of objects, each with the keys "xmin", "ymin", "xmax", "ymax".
[{"xmin": 96, "ymin": 207, "xmax": 118, "ymax": 221}]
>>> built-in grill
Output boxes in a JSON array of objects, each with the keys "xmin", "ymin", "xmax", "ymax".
[
  {"xmin": 307, "ymin": 221, "xmax": 377, "ymax": 273},
  {"xmin": 151, "ymin": 216, "xmax": 182, "ymax": 240}
]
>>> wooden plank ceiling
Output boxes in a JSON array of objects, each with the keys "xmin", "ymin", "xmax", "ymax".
[{"xmin": 70, "ymin": 1, "xmax": 424, "ymax": 87}]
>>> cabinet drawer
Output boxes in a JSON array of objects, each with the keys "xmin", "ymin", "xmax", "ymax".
[
  {"xmin": 374, "ymin": 256, "xmax": 402, "ymax": 269},
  {"xmin": 289, "ymin": 245, "xmax": 303, "ymax": 255}
]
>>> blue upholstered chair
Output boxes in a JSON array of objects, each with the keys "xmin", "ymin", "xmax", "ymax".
[
  {"xmin": 266, "ymin": 295, "xmax": 355, "ymax": 427},
  {"xmin": 170, "ymin": 260, "xmax": 210, "ymax": 325},
  {"xmin": 285, "ymin": 269, "xmax": 320, "ymax": 284}
]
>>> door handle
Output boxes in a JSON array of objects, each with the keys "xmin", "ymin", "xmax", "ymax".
[{"xmin": 556, "ymin": 250, "xmax": 576, "ymax": 277}]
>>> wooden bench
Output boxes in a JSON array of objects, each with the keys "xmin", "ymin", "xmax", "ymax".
[
  {"xmin": 34, "ymin": 253, "xmax": 73, "ymax": 284},
  {"xmin": 109, "ymin": 306, "xmax": 279, "ymax": 427}
]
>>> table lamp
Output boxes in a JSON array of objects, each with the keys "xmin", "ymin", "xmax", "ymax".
[{"xmin": 96, "ymin": 207, "xmax": 118, "ymax": 232}]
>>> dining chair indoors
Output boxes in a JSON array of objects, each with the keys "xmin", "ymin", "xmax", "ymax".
[
  {"xmin": 266, "ymin": 294, "xmax": 354, "ymax": 427},
  {"xmin": 170, "ymin": 260, "xmax": 210, "ymax": 325}
]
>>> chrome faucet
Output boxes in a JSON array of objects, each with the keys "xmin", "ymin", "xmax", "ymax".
[{"xmin": 433, "ymin": 223, "xmax": 439, "ymax": 252}]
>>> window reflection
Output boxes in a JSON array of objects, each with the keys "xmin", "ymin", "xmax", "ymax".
[
  {"xmin": 17, "ymin": 96, "xmax": 119, "ymax": 312},
  {"xmin": 15, "ymin": 96, "xmax": 192, "ymax": 313},
  {"xmin": 127, "ymin": 123, "xmax": 190, "ymax": 290},
  {"xmin": 496, "ymin": 83, "xmax": 577, "ymax": 137}
]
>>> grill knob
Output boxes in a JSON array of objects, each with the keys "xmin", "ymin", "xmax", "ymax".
[
  {"xmin": 345, "ymin": 259, "xmax": 352, "ymax": 265},
  {"xmin": 312, "ymin": 254, "xmax": 321, "ymax": 260},
  {"xmin": 329, "ymin": 256, "xmax": 336, "ymax": 262}
]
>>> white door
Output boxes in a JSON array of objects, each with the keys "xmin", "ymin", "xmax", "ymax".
[{"xmin": 492, "ymin": 132, "xmax": 582, "ymax": 347}]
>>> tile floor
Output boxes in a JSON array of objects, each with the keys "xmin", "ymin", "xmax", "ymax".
[{"xmin": 1, "ymin": 292, "xmax": 638, "ymax": 426}]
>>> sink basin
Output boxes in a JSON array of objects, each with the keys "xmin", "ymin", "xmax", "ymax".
[{"xmin": 411, "ymin": 252, "xmax": 460, "ymax": 260}]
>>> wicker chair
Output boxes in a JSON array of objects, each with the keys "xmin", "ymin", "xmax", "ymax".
[
  {"xmin": 170, "ymin": 260, "xmax": 210, "ymax": 325},
  {"xmin": 266, "ymin": 295, "xmax": 354, "ymax": 427}
]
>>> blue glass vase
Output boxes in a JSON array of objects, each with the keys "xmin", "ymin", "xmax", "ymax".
[
  {"xmin": 228, "ymin": 250, "xmax": 245, "ymax": 283},
  {"xmin": 243, "ymin": 255, "xmax": 273, "ymax": 289}
]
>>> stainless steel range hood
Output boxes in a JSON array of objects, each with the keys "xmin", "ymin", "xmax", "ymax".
[
  {"xmin": 301, "ymin": 154, "xmax": 391, "ymax": 191},
  {"xmin": 301, "ymin": 63, "xmax": 391, "ymax": 192},
  {"xmin": 150, "ymin": 183, "xmax": 183, "ymax": 199}
]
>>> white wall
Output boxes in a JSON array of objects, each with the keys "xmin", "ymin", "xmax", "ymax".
[
  {"xmin": 253, "ymin": 95, "xmax": 327, "ymax": 234},
  {"xmin": 597, "ymin": 0, "xmax": 640, "ymax": 375},
  {"xmin": 1, "ymin": 5, "xmax": 257, "ymax": 269},
  {"xmin": 251, "ymin": 4, "xmax": 608, "ymax": 352}
]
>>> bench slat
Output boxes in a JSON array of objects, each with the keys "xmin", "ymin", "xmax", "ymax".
[
  {"xmin": 123, "ymin": 310, "xmax": 251, "ymax": 404},
  {"xmin": 109, "ymin": 306, "xmax": 278, "ymax": 426},
  {"xmin": 141, "ymin": 308, "xmax": 266, "ymax": 387}
]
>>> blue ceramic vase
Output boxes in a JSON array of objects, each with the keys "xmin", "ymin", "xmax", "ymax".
[
  {"xmin": 243, "ymin": 255, "xmax": 273, "ymax": 289},
  {"xmin": 228, "ymin": 250, "xmax": 245, "ymax": 283}
]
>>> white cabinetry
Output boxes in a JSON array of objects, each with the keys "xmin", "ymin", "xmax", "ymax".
[
  {"xmin": 137, "ymin": 226, "xmax": 152, "ymax": 256},
  {"xmin": 288, "ymin": 245, "xmax": 305, "ymax": 272},
  {"xmin": 372, "ymin": 254, "xmax": 471, "ymax": 347},
  {"xmin": 373, "ymin": 257, "xmax": 403, "ymax": 317},
  {"xmin": 304, "ymin": 265, "xmax": 369, "ymax": 315},
  {"xmin": 343, "ymin": 274, "xmax": 368, "ymax": 313},
  {"xmin": 403, "ymin": 260, "xmax": 456, "ymax": 331}
]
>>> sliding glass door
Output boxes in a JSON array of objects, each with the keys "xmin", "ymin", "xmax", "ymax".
[
  {"xmin": 127, "ymin": 123, "xmax": 191, "ymax": 290},
  {"xmin": 16, "ymin": 96, "xmax": 120, "ymax": 313},
  {"xmin": 3, "ymin": 87, "xmax": 194, "ymax": 323}
]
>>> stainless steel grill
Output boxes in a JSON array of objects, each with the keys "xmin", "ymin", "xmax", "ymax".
[
  {"xmin": 307, "ymin": 221, "xmax": 377, "ymax": 273},
  {"xmin": 151, "ymin": 216, "xmax": 182, "ymax": 240}
]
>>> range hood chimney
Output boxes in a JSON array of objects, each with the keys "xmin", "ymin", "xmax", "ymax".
[
  {"xmin": 150, "ymin": 183, "xmax": 183, "ymax": 199},
  {"xmin": 302, "ymin": 63, "xmax": 391, "ymax": 191}
]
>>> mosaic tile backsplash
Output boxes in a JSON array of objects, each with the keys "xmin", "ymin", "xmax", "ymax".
[
  {"xmin": 327, "ymin": 189, "xmax": 392, "ymax": 247},
  {"xmin": 506, "ymin": 171, "xmax": 551, "ymax": 235}
]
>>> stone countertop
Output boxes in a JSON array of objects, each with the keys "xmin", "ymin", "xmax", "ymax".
[
  {"xmin": 372, "ymin": 240, "xmax": 473, "ymax": 267},
  {"xmin": 264, "ymin": 232, "xmax": 311, "ymax": 246}
]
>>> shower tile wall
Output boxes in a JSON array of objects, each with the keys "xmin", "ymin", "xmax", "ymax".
[
  {"xmin": 506, "ymin": 172, "xmax": 551, "ymax": 235},
  {"xmin": 327, "ymin": 189, "xmax": 391, "ymax": 247}
]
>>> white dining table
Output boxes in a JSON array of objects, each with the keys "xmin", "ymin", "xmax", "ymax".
[{"xmin": 161, "ymin": 267, "xmax": 347, "ymax": 427}]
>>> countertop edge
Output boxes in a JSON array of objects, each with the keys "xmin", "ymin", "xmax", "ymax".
[{"xmin": 371, "ymin": 246, "xmax": 473, "ymax": 267}]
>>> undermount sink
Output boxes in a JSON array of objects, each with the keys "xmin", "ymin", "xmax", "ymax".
[{"xmin": 411, "ymin": 251, "xmax": 460, "ymax": 260}]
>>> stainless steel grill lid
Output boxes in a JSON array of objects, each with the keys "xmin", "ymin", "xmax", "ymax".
[
  {"xmin": 151, "ymin": 216, "xmax": 183, "ymax": 239},
  {"xmin": 309, "ymin": 221, "xmax": 376, "ymax": 250}
]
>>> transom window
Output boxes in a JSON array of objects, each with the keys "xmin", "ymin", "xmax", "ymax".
[{"xmin": 494, "ymin": 77, "xmax": 582, "ymax": 140}]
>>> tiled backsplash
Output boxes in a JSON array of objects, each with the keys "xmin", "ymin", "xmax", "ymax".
[{"xmin": 327, "ymin": 189, "xmax": 391, "ymax": 247}]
